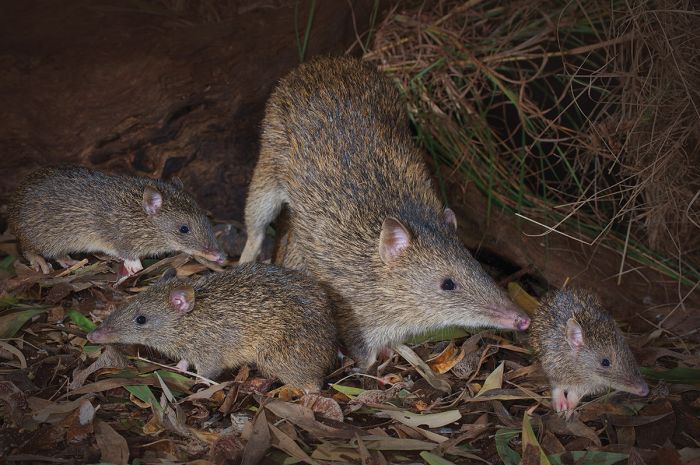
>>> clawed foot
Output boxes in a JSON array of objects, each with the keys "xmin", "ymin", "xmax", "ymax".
[
  {"xmin": 27, "ymin": 253, "xmax": 51, "ymax": 274},
  {"xmin": 115, "ymin": 258, "xmax": 143, "ymax": 285},
  {"xmin": 175, "ymin": 359, "xmax": 190, "ymax": 372},
  {"xmin": 552, "ymin": 387, "xmax": 579, "ymax": 419},
  {"xmin": 56, "ymin": 256, "xmax": 80, "ymax": 269}
]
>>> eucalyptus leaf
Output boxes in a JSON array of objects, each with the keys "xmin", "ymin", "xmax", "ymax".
[
  {"xmin": 640, "ymin": 367, "xmax": 700, "ymax": 384},
  {"xmin": 548, "ymin": 451, "xmax": 627, "ymax": 465},
  {"xmin": 67, "ymin": 308, "xmax": 97, "ymax": 332},
  {"xmin": 420, "ymin": 451, "xmax": 456, "ymax": 465},
  {"xmin": 0, "ymin": 308, "xmax": 45, "ymax": 338},
  {"xmin": 495, "ymin": 428, "xmax": 521, "ymax": 465}
]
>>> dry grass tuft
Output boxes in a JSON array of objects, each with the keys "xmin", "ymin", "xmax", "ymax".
[{"xmin": 364, "ymin": 0, "xmax": 700, "ymax": 286}]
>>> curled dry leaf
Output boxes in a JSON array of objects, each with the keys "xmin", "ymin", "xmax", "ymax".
[
  {"xmin": 394, "ymin": 344, "xmax": 452, "ymax": 393},
  {"xmin": 183, "ymin": 381, "xmax": 233, "ymax": 402},
  {"xmin": 300, "ymin": 393, "xmax": 344, "ymax": 422},
  {"xmin": 70, "ymin": 345, "xmax": 129, "ymax": 390},
  {"xmin": 451, "ymin": 352, "xmax": 480, "ymax": 379},
  {"xmin": 210, "ymin": 433, "xmax": 244, "ymax": 465},
  {"xmin": 428, "ymin": 342, "xmax": 465, "ymax": 374},
  {"xmin": 347, "ymin": 381, "xmax": 413, "ymax": 413},
  {"xmin": 61, "ymin": 399, "xmax": 95, "ymax": 443},
  {"xmin": 0, "ymin": 340, "xmax": 26, "ymax": 368},
  {"xmin": 0, "ymin": 380, "xmax": 28, "ymax": 425},
  {"xmin": 268, "ymin": 384, "xmax": 305, "ymax": 401}
]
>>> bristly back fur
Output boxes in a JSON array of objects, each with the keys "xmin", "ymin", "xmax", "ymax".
[
  {"xmin": 243, "ymin": 57, "xmax": 528, "ymax": 367},
  {"xmin": 92, "ymin": 263, "xmax": 337, "ymax": 391},
  {"xmin": 8, "ymin": 166, "xmax": 219, "ymax": 261}
]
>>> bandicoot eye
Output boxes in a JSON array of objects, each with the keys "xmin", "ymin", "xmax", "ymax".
[
  {"xmin": 135, "ymin": 315, "xmax": 147, "ymax": 325},
  {"xmin": 441, "ymin": 278, "xmax": 456, "ymax": 291},
  {"xmin": 601, "ymin": 358, "xmax": 611, "ymax": 367},
  {"xmin": 179, "ymin": 225, "xmax": 190, "ymax": 234}
]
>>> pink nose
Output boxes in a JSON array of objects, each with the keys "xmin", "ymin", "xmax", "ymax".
[
  {"xmin": 87, "ymin": 328, "xmax": 112, "ymax": 344},
  {"xmin": 204, "ymin": 249, "xmax": 226, "ymax": 264},
  {"xmin": 87, "ymin": 329, "xmax": 101, "ymax": 343},
  {"xmin": 516, "ymin": 315, "xmax": 531, "ymax": 331},
  {"xmin": 636, "ymin": 382, "xmax": 649, "ymax": 397}
]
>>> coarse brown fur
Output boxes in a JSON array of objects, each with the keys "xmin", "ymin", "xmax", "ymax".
[
  {"xmin": 530, "ymin": 288, "xmax": 647, "ymax": 413},
  {"xmin": 240, "ymin": 56, "xmax": 529, "ymax": 368},
  {"xmin": 8, "ymin": 166, "xmax": 223, "ymax": 272},
  {"xmin": 87, "ymin": 263, "xmax": 337, "ymax": 391}
]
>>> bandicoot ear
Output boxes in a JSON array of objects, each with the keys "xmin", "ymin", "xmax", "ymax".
[
  {"xmin": 169, "ymin": 285, "xmax": 195, "ymax": 315},
  {"xmin": 143, "ymin": 186, "xmax": 163, "ymax": 215},
  {"xmin": 159, "ymin": 267, "xmax": 178, "ymax": 284},
  {"xmin": 443, "ymin": 208, "xmax": 457, "ymax": 230},
  {"xmin": 566, "ymin": 318, "xmax": 584, "ymax": 350},
  {"xmin": 170, "ymin": 176, "xmax": 184, "ymax": 190},
  {"xmin": 379, "ymin": 217, "xmax": 411, "ymax": 264}
]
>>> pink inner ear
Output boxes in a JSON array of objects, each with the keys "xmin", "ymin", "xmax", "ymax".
[
  {"xmin": 443, "ymin": 208, "xmax": 457, "ymax": 230},
  {"xmin": 143, "ymin": 187, "xmax": 163, "ymax": 215},
  {"xmin": 566, "ymin": 318, "xmax": 584, "ymax": 349},
  {"xmin": 169, "ymin": 289, "xmax": 193, "ymax": 314},
  {"xmin": 379, "ymin": 217, "xmax": 411, "ymax": 264}
]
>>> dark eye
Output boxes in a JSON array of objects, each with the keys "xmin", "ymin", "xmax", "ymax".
[
  {"xmin": 179, "ymin": 225, "xmax": 190, "ymax": 234},
  {"xmin": 441, "ymin": 278, "xmax": 456, "ymax": 291},
  {"xmin": 601, "ymin": 358, "xmax": 611, "ymax": 367},
  {"xmin": 135, "ymin": 315, "xmax": 147, "ymax": 325}
]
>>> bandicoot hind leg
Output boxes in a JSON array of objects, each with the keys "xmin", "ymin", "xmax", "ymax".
[
  {"xmin": 56, "ymin": 255, "xmax": 80, "ymax": 268},
  {"xmin": 240, "ymin": 153, "xmax": 286, "ymax": 263}
]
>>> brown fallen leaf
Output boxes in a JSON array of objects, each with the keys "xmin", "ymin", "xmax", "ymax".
[
  {"xmin": 545, "ymin": 415, "xmax": 602, "ymax": 447},
  {"xmin": 241, "ymin": 409, "xmax": 271, "ymax": 465},
  {"xmin": 356, "ymin": 434, "xmax": 375, "ymax": 465},
  {"xmin": 507, "ymin": 282, "xmax": 539, "ymax": 315},
  {"xmin": 451, "ymin": 352, "xmax": 480, "ymax": 379},
  {"xmin": 268, "ymin": 384, "xmax": 305, "ymax": 401},
  {"xmin": 31, "ymin": 394, "xmax": 94, "ymax": 423},
  {"xmin": 539, "ymin": 431, "xmax": 565, "ymax": 455},
  {"xmin": 635, "ymin": 400, "xmax": 677, "ymax": 449},
  {"xmin": 0, "ymin": 340, "xmax": 27, "ymax": 369},
  {"xmin": 269, "ymin": 422, "xmax": 317, "ymax": 464},
  {"xmin": 521, "ymin": 443, "xmax": 542, "ymax": 465},
  {"xmin": 475, "ymin": 362, "xmax": 504, "ymax": 396},
  {"xmin": 61, "ymin": 398, "xmax": 95, "ymax": 443},
  {"xmin": 183, "ymin": 381, "xmax": 233, "ymax": 402},
  {"xmin": 70, "ymin": 345, "xmax": 129, "ymax": 390},
  {"xmin": 427, "ymin": 342, "xmax": 465, "ymax": 374},
  {"xmin": 300, "ymin": 394, "xmax": 344, "ymax": 422},
  {"xmin": 608, "ymin": 411, "xmax": 673, "ymax": 427},
  {"xmin": 0, "ymin": 380, "xmax": 29, "ymax": 425},
  {"xmin": 628, "ymin": 447, "xmax": 648, "ymax": 465},
  {"xmin": 265, "ymin": 399, "xmax": 360, "ymax": 439},
  {"xmin": 394, "ymin": 344, "xmax": 451, "ymax": 393},
  {"xmin": 240, "ymin": 377, "xmax": 276, "ymax": 394},
  {"xmin": 94, "ymin": 419, "xmax": 129, "ymax": 465},
  {"xmin": 210, "ymin": 433, "xmax": 244, "ymax": 465}
]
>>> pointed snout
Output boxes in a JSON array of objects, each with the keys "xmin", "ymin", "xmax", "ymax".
[
  {"xmin": 515, "ymin": 313, "xmax": 530, "ymax": 331},
  {"xmin": 198, "ymin": 248, "xmax": 227, "ymax": 264},
  {"xmin": 86, "ymin": 327, "xmax": 116, "ymax": 344},
  {"xmin": 631, "ymin": 380, "xmax": 649, "ymax": 397},
  {"xmin": 486, "ymin": 302, "xmax": 531, "ymax": 332}
]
